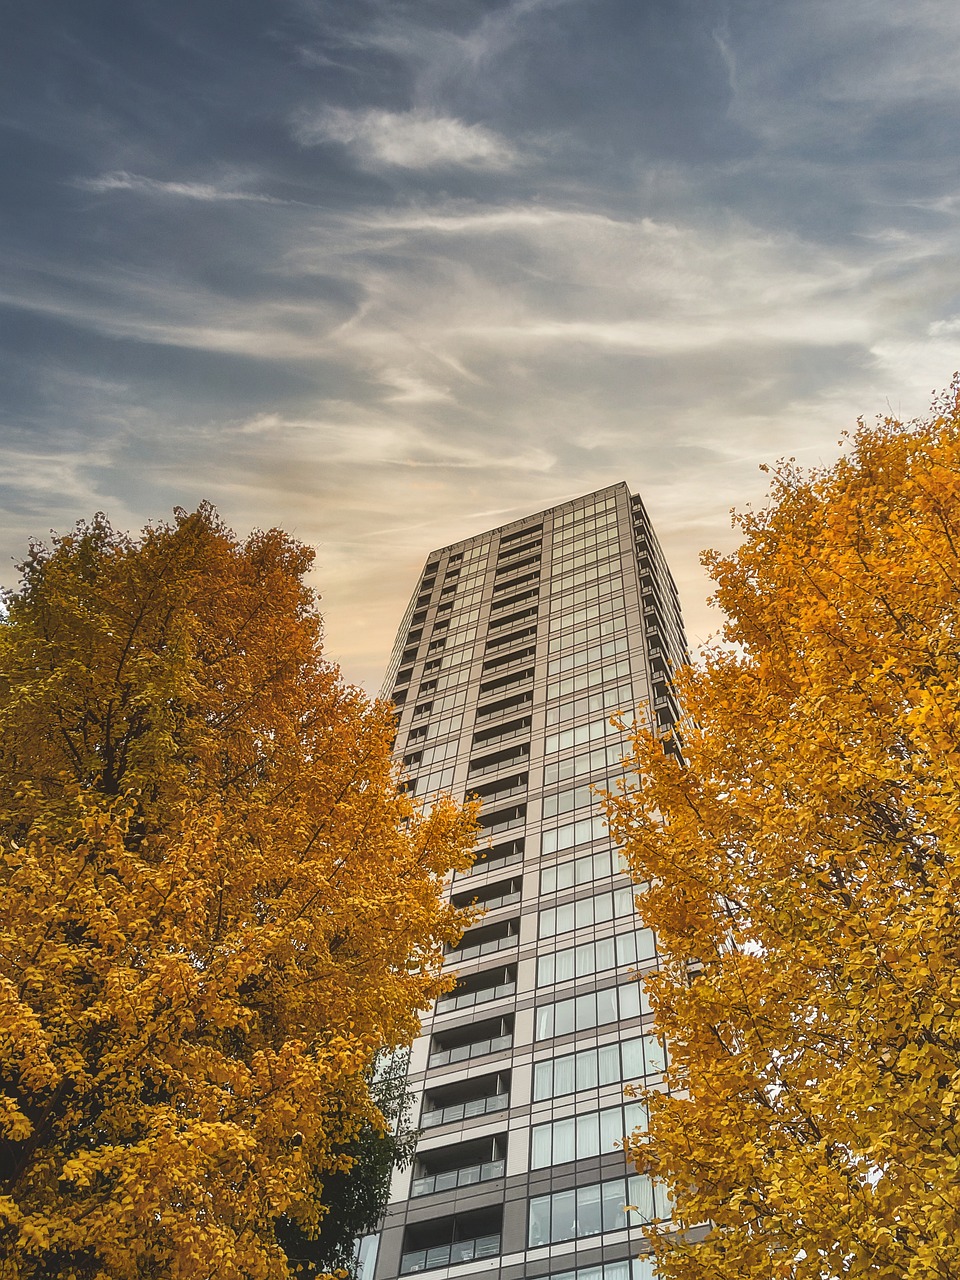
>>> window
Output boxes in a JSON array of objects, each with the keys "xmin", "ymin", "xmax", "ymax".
[
  {"xmin": 532, "ymin": 1032, "xmax": 667, "ymax": 1100},
  {"xmin": 540, "ymin": 813, "xmax": 607, "ymax": 855},
  {"xmin": 549, "ymin": 617, "xmax": 624, "ymax": 654},
  {"xmin": 547, "ymin": 658, "xmax": 631, "ymax": 702},
  {"xmin": 539, "ymin": 885, "xmax": 635, "ymax": 937},
  {"xmin": 424, "ymin": 713, "xmax": 463, "ymax": 742},
  {"xmin": 534, "ymin": 981, "xmax": 648, "ymax": 1041},
  {"xmin": 545, "ymin": 681, "xmax": 633, "ymax": 728},
  {"xmin": 540, "ymin": 847, "xmax": 627, "ymax": 893},
  {"xmin": 543, "ymin": 741, "xmax": 625, "ymax": 788},
  {"xmin": 545, "ymin": 714, "xmax": 624, "ymax": 755},
  {"xmin": 530, "ymin": 1100, "xmax": 646, "ymax": 1167},
  {"xmin": 548, "ymin": 1260, "xmax": 655, "ymax": 1280},
  {"xmin": 547, "ymin": 634, "xmax": 630, "ymax": 679},
  {"xmin": 527, "ymin": 1173, "xmax": 666, "ymax": 1247},
  {"xmin": 536, "ymin": 929, "xmax": 656, "ymax": 985},
  {"xmin": 547, "ymin": 594, "xmax": 620, "ymax": 638},
  {"xmin": 407, "ymin": 766, "xmax": 455, "ymax": 797}
]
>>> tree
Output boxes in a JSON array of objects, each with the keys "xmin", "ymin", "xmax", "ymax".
[
  {"xmin": 607, "ymin": 386, "xmax": 960, "ymax": 1280},
  {"xmin": 0, "ymin": 506, "xmax": 477, "ymax": 1280}
]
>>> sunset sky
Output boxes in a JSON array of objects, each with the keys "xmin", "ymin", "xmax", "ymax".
[{"xmin": 4, "ymin": 0, "xmax": 960, "ymax": 688}]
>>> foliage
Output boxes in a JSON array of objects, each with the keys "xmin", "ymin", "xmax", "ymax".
[
  {"xmin": 607, "ymin": 386, "xmax": 960, "ymax": 1280},
  {"xmin": 276, "ymin": 1053, "xmax": 417, "ymax": 1277},
  {"xmin": 0, "ymin": 506, "xmax": 477, "ymax": 1280}
]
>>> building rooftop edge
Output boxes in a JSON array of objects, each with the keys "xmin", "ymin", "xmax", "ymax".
[{"xmin": 420, "ymin": 482, "xmax": 633, "ymax": 562}]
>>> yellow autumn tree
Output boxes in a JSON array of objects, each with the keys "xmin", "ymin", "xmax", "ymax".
[
  {"xmin": 607, "ymin": 385, "xmax": 960, "ymax": 1280},
  {"xmin": 0, "ymin": 505, "xmax": 477, "ymax": 1280}
]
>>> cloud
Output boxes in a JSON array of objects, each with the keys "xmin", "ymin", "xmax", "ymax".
[
  {"xmin": 291, "ymin": 107, "xmax": 516, "ymax": 170},
  {"xmin": 74, "ymin": 171, "xmax": 287, "ymax": 203}
]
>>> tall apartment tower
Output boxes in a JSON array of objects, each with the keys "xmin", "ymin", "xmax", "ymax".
[{"xmin": 368, "ymin": 482, "xmax": 687, "ymax": 1280}]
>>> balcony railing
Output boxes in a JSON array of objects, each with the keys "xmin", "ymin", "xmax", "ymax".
[
  {"xmin": 421, "ymin": 1092, "xmax": 509, "ymax": 1129},
  {"xmin": 477, "ymin": 813, "xmax": 525, "ymax": 839},
  {"xmin": 455, "ymin": 849, "xmax": 523, "ymax": 880},
  {"xmin": 411, "ymin": 1160, "xmax": 505, "ymax": 1199},
  {"xmin": 446, "ymin": 933, "xmax": 518, "ymax": 964},
  {"xmin": 459, "ymin": 888, "xmax": 520, "ymax": 913},
  {"xmin": 428, "ymin": 1033, "xmax": 511, "ymax": 1068},
  {"xmin": 436, "ymin": 981, "xmax": 516, "ymax": 1013},
  {"xmin": 400, "ymin": 1234, "xmax": 501, "ymax": 1274}
]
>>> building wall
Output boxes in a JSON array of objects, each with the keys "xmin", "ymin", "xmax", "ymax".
[{"xmin": 372, "ymin": 483, "xmax": 687, "ymax": 1280}]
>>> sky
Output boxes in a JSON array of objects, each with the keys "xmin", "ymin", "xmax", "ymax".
[{"xmin": 3, "ymin": 0, "xmax": 960, "ymax": 689}]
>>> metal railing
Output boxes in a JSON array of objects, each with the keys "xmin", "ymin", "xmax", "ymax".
[
  {"xmin": 446, "ymin": 932, "xmax": 518, "ymax": 964},
  {"xmin": 460, "ymin": 888, "xmax": 520, "ymax": 913},
  {"xmin": 455, "ymin": 849, "xmax": 523, "ymax": 880},
  {"xmin": 400, "ymin": 1234, "xmax": 501, "ymax": 1274},
  {"xmin": 436, "ymin": 981, "xmax": 516, "ymax": 1013},
  {"xmin": 428, "ymin": 1033, "xmax": 511, "ymax": 1068},
  {"xmin": 421, "ymin": 1092, "xmax": 509, "ymax": 1129},
  {"xmin": 410, "ymin": 1159, "xmax": 505, "ymax": 1198}
]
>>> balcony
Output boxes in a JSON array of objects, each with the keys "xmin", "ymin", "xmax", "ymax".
[
  {"xmin": 411, "ymin": 1135, "xmax": 506, "ymax": 1200},
  {"xmin": 455, "ymin": 838, "xmax": 524, "ymax": 881},
  {"xmin": 471, "ymin": 717, "xmax": 531, "ymax": 751},
  {"xmin": 467, "ymin": 744, "xmax": 530, "ymax": 780},
  {"xmin": 451, "ymin": 877, "xmax": 522, "ymax": 912},
  {"xmin": 429, "ymin": 1014, "xmax": 513, "ymax": 1068},
  {"xmin": 400, "ymin": 1234, "xmax": 500, "ymax": 1275},
  {"xmin": 437, "ymin": 964, "xmax": 517, "ymax": 1013},
  {"xmin": 446, "ymin": 918, "xmax": 520, "ymax": 964},
  {"xmin": 421, "ymin": 1085, "xmax": 510, "ymax": 1129},
  {"xmin": 411, "ymin": 1159, "xmax": 505, "ymax": 1198}
]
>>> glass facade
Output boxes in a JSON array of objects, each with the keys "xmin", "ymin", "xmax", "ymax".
[{"xmin": 375, "ymin": 483, "xmax": 688, "ymax": 1280}]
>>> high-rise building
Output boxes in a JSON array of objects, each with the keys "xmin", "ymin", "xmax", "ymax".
[{"xmin": 367, "ymin": 482, "xmax": 687, "ymax": 1280}]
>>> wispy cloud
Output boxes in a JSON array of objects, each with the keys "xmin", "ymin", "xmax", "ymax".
[
  {"xmin": 74, "ymin": 171, "xmax": 287, "ymax": 203},
  {"xmin": 291, "ymin": 107, "xmax": 516, "ymax": 170}
]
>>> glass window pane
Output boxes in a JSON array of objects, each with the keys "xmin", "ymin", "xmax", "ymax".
[
  {"xmin": 576, "ymin": 1183, "xmax": 603, "ymax": 1237},
  {"xmin": 575, "ymin": 992, "xmax": 597, "ymax": 1031},
  {"xmin": 533, "ymin": 1061, "xmax": 553, "ymax": 1100},
  {"xmin": 576, "ymin": 1112, "xmax": 600, "ymax": 1159},
  {"xmin": 636, "ymin": 928, "xmax": 656, "ymax": 962},
  {"xmin": 576, "ymin": 1047, "xmax": 599, "ymax": 1090},
  {"xmin": 598, "ymin": 1042, "xmax": 621, "ymax": 1085},
  {"xmin": 644, "ymin": 1035, "xmax": 666, "ymax": 1075},
  {"xmin": 575, "ymin": 854, "xmax": 592, "ymax": 885},
  {"xmin": 616, "ymin": 933, "xmax": 637, "ymax": 966},
  {"xmin": 555, "ymin": 948, "xmax": 576, "ymax": 982},
  {"xmin": 618, "ymin": 982, "xmax": 641, "ymax": 1021},
  {"xmin": 540, "ymin": 909, "xmax": 556, "ymax": 939},
  {"xmin": 528, "ymin": 1195, "xmax": 551, "ymax": 1247},
  {"xmin": 595, "ymin": 936, "xmax": 616, "ymax": 972},
  {"xmin": 601, "ymin": 1179, "xmax": 627, "ymax": 1232},
  {"xmin": 551, "ymin": 1189, "xmax": 577, "ymax": 1242},
  {"xmin": 531, "ymin": 1123, "xmax": 553, "ymax": 1169},
  {"xmin": 575, "ymin": 897, "xmax": 594, "ymax": 928},
  {"xmin": 541, "ymin": 866, "xmax": 557, "ymax": 894},
  {"xmin": 554, "ymin": 1053, "xmax": 576, "ymax": 1096},
  {"xmin": 557, "ymin": 903, "xmax": 576, "ymax": 933},
  {"xmin": 553, "ymin": 1117, "xmax": 576, "ymax": 1164},
  {"xmin": 628, "ymin": 1174, "xmax": 655, "ymax": 1222},
  {"xmin": 624, "ymin": 1101, "xmax": 647, "ymax": 1136},
  {"xmin": 536, "ymin": 1004, "xmax": 554, "ymax": 1040},
  {"xmin": 555, "ymin": 997, "xmax": 576, "ymax": 1036},
  {"xmin": 595, "ymin": 987, "xmax": 618, "ymax": 1025},
  {"xmin": 575, "ymin": 941, "xmax": 595, "ymax": 977},
  {"xmin": 600, "ymin": 1105, "xmax": 625, "ymax": 1152},
  {"xmin": 538, "ymin": 955, "xmax": 555, "ymax": 986},
  {"xmin": 594, "ymin": 892, "xmax": 613, "ymax": 923}
]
